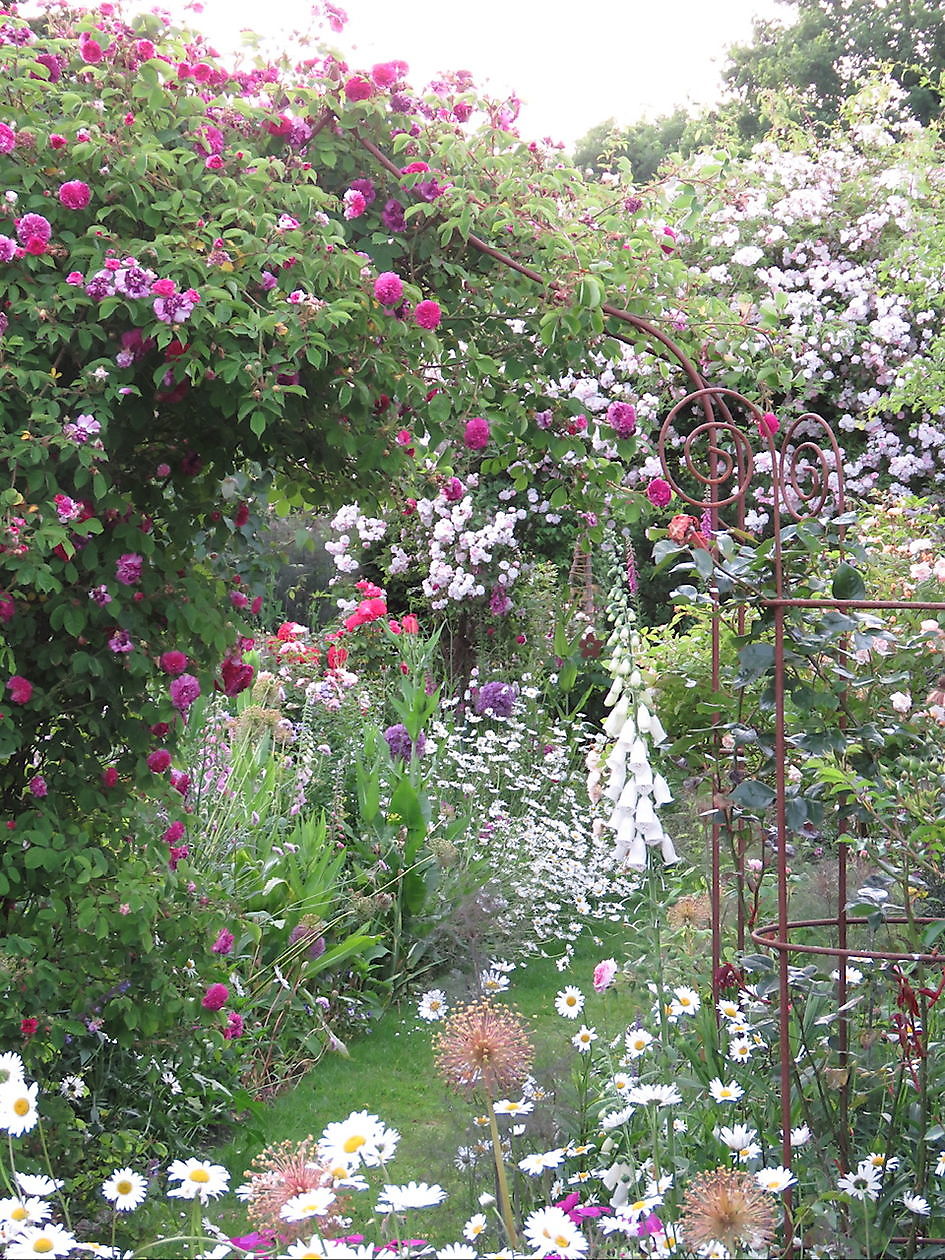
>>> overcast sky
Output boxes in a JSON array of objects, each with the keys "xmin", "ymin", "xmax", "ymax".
[{"xmin": 171, "ymin": 0, "xmax": 795, "ymax": 147}]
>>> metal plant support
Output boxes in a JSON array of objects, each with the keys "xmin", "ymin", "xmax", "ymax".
[{"xmin": 655, "ymin": 388, "xmax": 945, "ymax": 1242}]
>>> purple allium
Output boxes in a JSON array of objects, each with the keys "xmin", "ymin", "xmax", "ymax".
[
  {"xmin": 383, "ymin": 723, "xmax": 426, "ymax": 762},
  {"xmin": 472, "ymin": 681, "xmax": 516, "ymax": 718},
  {"xmin": 289, "ymin": 924, "xmax": 327, "ymax": 959},
  {"xmin": 606, "ymin": 401, "xmax": 637, "ymax": 439}
]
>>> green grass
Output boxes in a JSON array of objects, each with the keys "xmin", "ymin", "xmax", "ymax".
[{"xmin": 210, "ymin": 920, "xmax": 635, "ymax": 1245}]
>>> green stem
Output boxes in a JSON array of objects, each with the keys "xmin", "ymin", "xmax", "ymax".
[{"xmin": 486, "ymin": 1096, "xmax": 519, "ymax": 1249}]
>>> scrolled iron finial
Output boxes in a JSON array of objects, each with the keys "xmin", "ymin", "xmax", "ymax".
[
  {"xmin": 656, "ymin": 387, "xmax": 763, "ymax": 511},
  {"xmin": 776, "ymin": 412, "xmax": 846, "ymax": 522}
]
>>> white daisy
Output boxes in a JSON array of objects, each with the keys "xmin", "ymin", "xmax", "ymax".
[
  {"xmin": 4, "ymin": 1223, "xmax": 78, "ymax": 1257},
  {"xmin": 671, "ymin": 986, "xmax": 701, "ymax": 1015},
  {"xmin": 625, "ymin": 1028, "xmax": 654, "ymax": 1058},
  {"xmin": 493, "ymin": 1098, "xmax": 533, "ymax": 1116},
  {"xmin": 280, "ymin": 1188, "xmax": 337, "ymax": 1222},
  {"xmin": 13, "ymin": 1176, "xmax": 61, "ymax": 1198},
  {"xmin": 0, "ymin": 1079, "xmax": 39, "ymax": 1137},
  {"xmin": 837, "ymin": 1165, "xmax": 882, "ymax": 1201},
  {"xmin": 571, "ymin": 1025, "xmax": 597, "ymax": 1053},
  {"xmin": 902, "ymin": 1192, "xmax": 931, "ymax": 1216},
  {"xmin": 718, "ymin": 1124, "xmax": 757, "ymax": 1151},
  {"xmin": 554, "ymin": 987, "xmax": 585, "ymax": 1019},
  {"xmin": 375, "ymin": 1181, "xmax": 446, "ymax": 1212},
  {"xmin": 417, "ymin": 989, "xmax": 448, "ymax": 1021},
  {"xmin": 319, "ymin": 1111, "xmax": 399, "ymax": 1170},
  {"xmin": 935, "ymin": 1151, "xmax": 945, "ymax": 1176},
  {"xmin": 480, "ymin": 970, "xmax": 510, "ymax": 994},
  {"xmin": 756, "ymin": 1166, "xmax": 797, "ymax": 1192},
  {"xmin": 716, "ymin": 999, "xmax": 740, "ymax": 1020},
  {"xmin": 708, "ymin": 1078, "xmax": 744, "ymax": 1103},
  {"xmin": 728, "ymin": 1036, "xmax": 754, "ymax": 1062},
  {"xmin": 0, "ymin": 1197, "xmax": 50, "ymax": 1228},
  {"xmin": 523, "ymin": 1204, "xmax": 588, "ymax": 1258},
  {"xmin": 102, "ymin": 1168, "xmax": 148, "ymax": 1212},
  {"xmin": 463, "ymin": 1212, "xmax": 488, "ymax": 1240},
  {"xmin": 166, "ymin": 1158, "xmax": 230, "ymax": 1203},
  {"xmin": 0, "ymin": 1053, "xmax": 25, "ymax": 1086},
  {"xmin": 626, "ymin": 1083, "xmax": 681, "ymax": 1107}
]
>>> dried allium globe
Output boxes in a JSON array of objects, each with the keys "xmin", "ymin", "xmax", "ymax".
[
  {"xmin": 434, "ymin": 998, "xmax": 534, "ymax": 1098},
  {"xmin": 679, "ymin": 1167, "xmax": 776, "ymax": 1255}
]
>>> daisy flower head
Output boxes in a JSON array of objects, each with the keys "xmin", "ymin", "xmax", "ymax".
[
  {"xmin": 717, "ymin": 999, "xmax": 741, "ymax": 1020},
  {"xmin": 935, "ymin": 1150, "xmax": 945, "ymax": 1176},
  {"xmin": 864, "ymin": 1152, "xmax": 899, "ymax": 1173},
  {"xmin": 718, "ymin": 1124, "xmax": 757, "ymax": 1151},
  {"xmin": 463, "ymin": 1212, "xmax": 487, "ymax": 1240},
  {"xmin": 571, "ymin": 1025, "xmax": 598, "ymax": 1053},
  {"xmin": 375, "ymin": 1180, "xmax": 446, "ymax": 1212},
  {"xmin": 625, "ymin": 1027, "xmax": 654, "ymax": 1058},
  {"xmin": 0, "ymin": 1052, "xmax": 25, "ymax": 1086},
  {"xmin": 493, "ymin": 1097, "xmax": 533, "ymax": 1116},
  {"xmin": 627, "ymin": 1083, "xmax": 682, "ymax": 1107},
  {"xmin": 728, "ymin": 1037, "xmax": 753, "ymax": 1063},
  {"xmin": 523, "ymin": 1204, "xmax": 589, "ymax": 1257},
  {"xmin": 102, "ymin": 1167, "xmax": 148, "ymax": 1212},
  {"xmin": 13, "ymin": 1175, "xmax": 61, "ymax": 1198},
  {"xmin": 166, "ymin": 1157, "xmax": 230, "ymax": 1203},
  {"xmin": 0, "ymin": 1078, "xmax": 39, "ymax": 1136},
  {"xmin": 280, "ymin": 1187, "xmax": 337, "ymax": 1221},
  {"xmin": 319, "ymin": 1111, "xmax": 399, "ymax": 1171},
  {"xmin": 417, "ymin": 989, "xmax": 449, "ymax": 1021},
  {"xmin": 671, "ymin": 986, "xmax": 701, "ymax": 1016},
  {"xmin": 3, "ymin": 1223, "xmax": 79, "ymax": 1258},
  {"xmin": 0, "ymin": 1196, "xmax": 51, "ymax": 1227},
  {"xmin": 555, "ymin": 986, "xmax": 585, "ymax": 1020},
  {"xmin": 755, "ymin": 1166, "xmax": 797, "ymax": 1192},
  {"xmin": 902, "ymin": 1192, "xmax": 931, "ymax": 1216},
  {"xmin": 790, "ymin": 1124, "xmax": 812, "ymax": 1147},
  {"xmin": 708, "ymin": 1078, "xmax": 744, "ymax": 1103},
  {"xmin": 837, "ymin": 1164, "xmax": 882, "ymax": 1201},
  {"xmin": 479, "ymin": 969, "xmax": 510, "ymax": 995}
]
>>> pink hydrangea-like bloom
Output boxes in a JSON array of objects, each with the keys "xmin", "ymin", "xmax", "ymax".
[
  {"xmin": 0, "ymin": 123, "xmax": 15, "ymax": 153},
  {"xmin": 115, "ymin": 552, "xmax": 143, "ymax": 586},
  {"xmin": 146, "ymin": 748, "xmax": 171, "ymax": 773},
  {"xmin": 374, "ymin": 271, "xmax": 404, "ymax": 306},
  {"xmin": 342, "ymin": 189, "xmax": 367, "ymax": 219},
  {"xmin": 170, "ymin": 672, "xmax": 201, "ymax": 713},
  {"xmin": 202, "ymin": 983, "xmax": 229, "ymax": 1012},
  {"xmin": 646, "ymin": 477, "xmax": 673, "ymax": 508},
  {"xmin": 463, "ymin": 417, "xmax": 490, "ymax": 450},
  {"xmin": 7, "ymin": 675, "xmax": 32, "ymax": 704},
  {"xmin": 344, "ymin": 75, "xmax": 373, "ymax": 101},
  {"xmin": 160, "ymin": 650, "xmax": 188, "ymax": 675},
  {"xmin": 58, "ymin": 180, "xmax": 91, "ymax": 210},
  {"xmin": 414, "ymin": 300, "xmax": 442, "ymax": 330},
  {"xmin": 607, "ymin": 401, "xmax": 637, "ymax": 439},
  {"xmin": 593, "ymin": 958, "xmax": 618, "ymax": 992}
]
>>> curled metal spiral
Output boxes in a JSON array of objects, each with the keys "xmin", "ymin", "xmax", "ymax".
[
  {"xmin": 656, "ymin": 387, "xmax": 762, "ymax": 510},
  {"xmin": 777, "ymin": 412, "xmax": 846, "ymax": 521}
]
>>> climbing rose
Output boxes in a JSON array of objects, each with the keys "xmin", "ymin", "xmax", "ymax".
[
  {"xmin": 343, "ymin": 75, "xmax": 373, "ymax": 101},
  {"xmin": 463, "ymin": 417, "xmax": 490, "ymax": 450},
  {"xmin": 646, "ymin": 477, "xmax": 673, "ymax": 508},
  {"xmin": 414, "ymin": 300, "xmax": 442, "ymax": 330},
  {"xmin": 593, "ymin": 959, "xmax": 618, "ymax": 992},
  {"xmin": 0, "ymin": 124, "xmax": 15, "ymax": 153},
  {"xmin": 7, "ymin": 676, "xmax": 32, "ymax": 704},
  {"xmin": 212, "ymin": 929, "xmax": 235, "ymax": 955},
  {"xmin": 146, "ymin": 749, "xmax": 172, "ymax": 773},
  {"xmin": 28, "ymin": 775, "xmax": 47, "ymax": 798},
  {"xmin": 170, "ymin": 673, "xmax": 201, "ymax": 713},
  {"xmin": 115, "ymin": 553, "xmax": 143, "ymax": 585},
  {"xmin": 79, "ymin": 35, "xmax": 105, "ymax": 63},
  {"xmin": 101, "ymin": 767, "xmax": 118, "ymax": 788},
  {"xmin": 342, "ymin": 189, "xmax": 367, "ymax": 219},
  {"xmin": 660, "ymin": 226, "xmax": 677, "ymax": 255},
  {"xmin": 607, "ymin": 401, "xmax": 637, "ymax": 439},
  {"xmin": 758, "ymin": 411, "xmax": 780, "ymax": 438},
  {"xmin": 220, "ymin": 658, "xmax": 254, "ymax": 695},
  {"xmin": 15, "ymin": 213, "xmax": 51, "ymax": 248},
  {"xmin": 442, "ymin": 477, "xmax": 464, "ymax": 502},
  {"xmin": 160, "ymin": 650, "xmax": 188, "ymax": 675},
  {"xmin": 222, "ymin": 1012, "xmax": 244, "ymax": 1039},
  {"xmin": 163, "ymin": 821, "xmax": 185, "ymax": 844},
  {"xmin": 374, "ymin": 271, "xmax": 404, "ymax": 306},
  {"xmin": 201, "ymin": 983, "xmax": 229, "ymax": 1011},
  {"xmin": 371, "ymin": 61, "xmax": 403, "ymax": 88},
  {"xmin": 57, "ymin": 180, "xmax": 91, "ymax": 209}
]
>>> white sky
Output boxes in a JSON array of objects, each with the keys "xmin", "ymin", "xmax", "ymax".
[{"xmin": 173, "ymin": 0, "xmax": 796, "ymax": 148}]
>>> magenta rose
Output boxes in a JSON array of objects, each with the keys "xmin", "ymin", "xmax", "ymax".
[
  {"xmin": 606, "ymin": 401, "xmax": 637, "ymax": 439},
  {"xmin": 414, "ymin": 300, "xmax": 442, "ymax": 330},
  {"xmin": 159, "ymin": 650, "xmax": 189, "ymax": 675},
  {"xmin": 7, "ymin": 675, "xmax": 32, "ymax": 705},
  {"xmin": 463, "ymin": 417, "xmax": 490, "ymax": 450},
  {"xmin": 646, "ymin": 478, "xmax": 673, "ymax": 508},
  {"xmin": 343, "ymin": 75, "xmax": 373, "ymax": 101},
  {"xmin": 170, "ymin": 673, "xmax": 201, "ymax": 713},
  {"xmin": 201, "ymin": 983, "xmax": 229, "ymax": 1011},
  {"xmin": 373, "ymin": 271, "xmax": 404, "ymax": 306},
  {"xmin": 58, "ymin": 180, "xmax": 91, "ymax": 210},
  {"xmin": 146, "ymin": 748, "xmax": 171, "ymax": 773},
  {"xmin": 115, "ymin": 552, "xmax": 143, "ymax": 585}
]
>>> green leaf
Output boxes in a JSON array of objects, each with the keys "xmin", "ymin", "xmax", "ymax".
[
  {"xmin": 831, "ymin": 562, "xmax": 867, "ymax": 601},
  {"xmin": 736, "ymin": 642, "xmax": 774, "ymax": 686},
  {"xmin": 731, "ymin": 779, "xmax": 776, "ymax": 811}
]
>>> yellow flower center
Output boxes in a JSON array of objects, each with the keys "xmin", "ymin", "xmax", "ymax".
[
  {"xmin": 33, "ymin": 1242, "xmax": 54, "ymax": 1255},
  {"xmin": 188, "ymin": 1168, "xmax": 211, "ymax": 1183},
  {"xmin": 554, "ymin": 1235, "xmax": 571, "ymax": 1247},
  {"xmin": 116, "ymin": 1179, "xmax": 133, "ymax": 1195},
  {"xmin": 11, "ymin": 1207, "xmax": 27, "ymax": 1221},
  {"xmin": 13, "ymin": 1097, "xmax": 30, "ymax": 1116},
  {"xmin": 343, "ymin": 1134, "xmax": 366, "ymax": 1154}
]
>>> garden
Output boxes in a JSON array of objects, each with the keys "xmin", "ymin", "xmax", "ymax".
[{"xmin": 1, "ymin": 1, "xmax": 944, "ymax": 1256}]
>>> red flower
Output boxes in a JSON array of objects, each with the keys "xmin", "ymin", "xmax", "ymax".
[
  {"xmin": 220, "ymin": 658, "xmax": 254, "ymax": 696},
  {"xmin": 101, "ymin": 766, "xmax": 118, "ymax": 788},
  {"xmin": 401, "ymin": 614, "xmax": 420, "ymax": 634},
  {"xmin": 7, "ymin": 675, "xmax": 32, "ymax": 705},
  {"xmin": 233, "ymin": 501, "xmax": 250, "ymax": 527},
  {"xmin": 159, "ymin": 650, "xmax": 189, "ymax": 675},
  {"xmin": 758, "ymin": 411, "xmax": 780, "ymax": 438},
  {"xmin": 343, "ymin": 75, "xmax": 373, "ymax": 102},
  {"xmin": 646, "ymin": 477, "xmax": 673, "ymax": 508},
  {"xmin": 146, "ymin": 749, "xmax": 172, "ymax": 773},
  {"xmin": 343, "ymin": 596, "xmax": 387, "ymax": 632},
  {"xmin": 20, "ymin": 1017, "xmax": 39, "ymax": 1037}
]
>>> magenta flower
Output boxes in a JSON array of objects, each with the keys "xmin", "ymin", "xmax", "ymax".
[
  {"xmin": 28, "ymin": 775, "xmax": 47, "ymax": 798},
  {"xmin": 381, "ymin": 199, "xmax": 405, "ymax": 232},
  {"xmin": 371, "ymin": 61, "xmax": 403, "ymax": 88},
  {"xmin": 58, "ymin": 180, "xmax": 91, "ymax": 210},
  {"xmin": 115, "ymin": 553, "xmax": 143, "ymax": 586},
  {"xmin": 342, "ymin": 189, "xmax": 367, "ymax": 219},
  {"xmin": 607, "ymin": 401, "xmax": 637, "ymax": 439},
  {"xmin": 593, "ymin": 958, "xmax": 618, "ymax": 992},
  {"xmin": 222, "ymin": 1011, "xmax": 244, "ymax": 1039},
  {"xmin": 212, "ymin": 929, "xmax": 235, "ymax": 955},
  {"xmin": 101, "ymin": 766, "xmax": 118, "ymax": 788},
  {"xmin": 202, "ymin": 983, "xmax": 229, "ymax": 1012},
  {"xmin": 79, "ymin": 36, "xmax": 105, "ymax": 63},
  {"xmin": 758, "ymin": 411, "xmax": 780, "ymax": 438},
  {"xmin": 442, "ymin": 476, "xmax": 464, "ymax": 502},
  {"xmin": 660, "ymin": 226, "xmax": 677, "ymax": 255},
  {"xmin": 170, "ymin": 673, "xmax": 201, "ymax": 713},
  {"xmin": 374, "ymin": 271, "xmax": 404, "ymax": 306},
  {"xmin": 15, "ymin": 214, "xmax": 51, "ymax": 249},
  {"xmin": 343, "ymin": 75, "xmax": 373, "ymax": 101},
  {"xmin": 0, "ymin": 124, "xmax": 15, "ymax": 153},
  {"xmin": 159, "ymin": 650, "xmax": 188, "ymax": 675},
  {"xmin": 463, "ymin": 417, "xmax": 490, "ymax": 450},
  {"xmin": 108, "ymin": 629, "xmax": 134, "ymax": 654},
  {"xmin": 146, "ymin": 749, "xmax": 171, "ymax": 773},
  {"xmin": 646, "ymin": 477, "xmax": 673, "ymax": 508},
  {"xmin": 7, "ymin": 675, "xmax": 32, "ymax": 705},
  {"xmin": 414, "ymin": 300, "xmax": 442, "ymax": 330},
  {"xmin": 163, "ymin": 821, "xmax": 186, "ymax": 844},
  {"xmin": 0, "ymin": 594, "xmax": 15, "ymax": 623}
]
